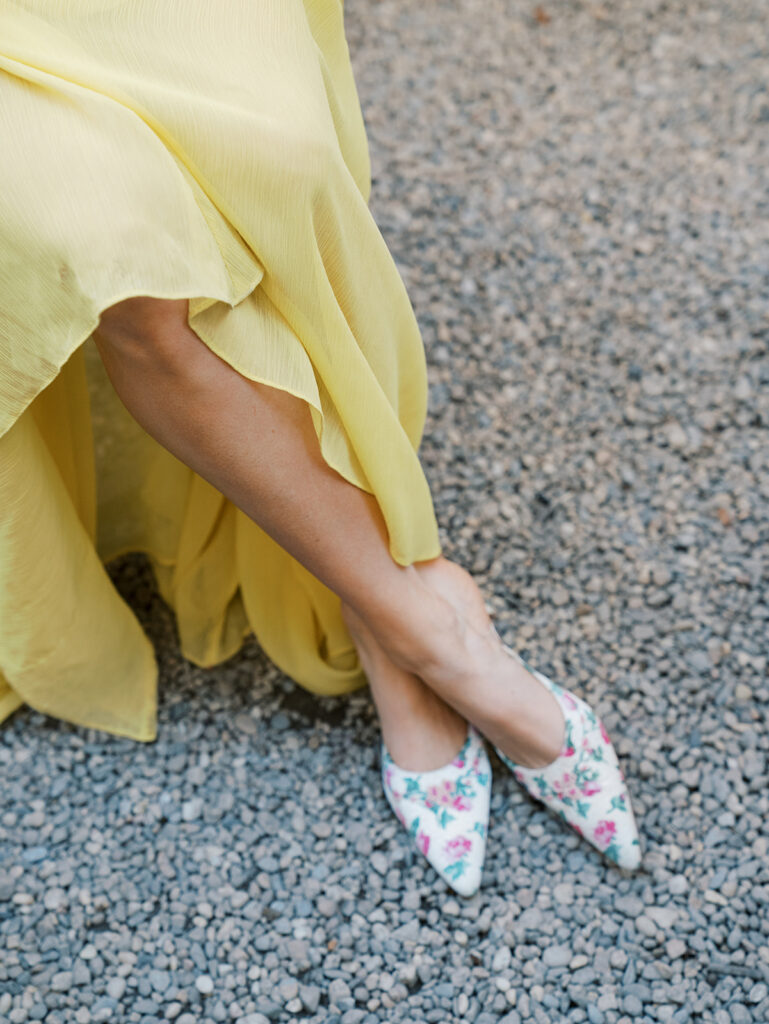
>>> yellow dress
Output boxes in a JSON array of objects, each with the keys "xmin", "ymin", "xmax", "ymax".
[{"xmin": 0, "ymin": 0, "xmax": 442, "ymax": 742}]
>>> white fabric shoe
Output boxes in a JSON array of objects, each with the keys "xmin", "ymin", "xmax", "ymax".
[
  {"xmin": 381, "ymin": 723, "xmax": 491, "ymax": 897},
  {"xmin": 494, "ymin": 643, "xmax": 642, "ymax": 871}
]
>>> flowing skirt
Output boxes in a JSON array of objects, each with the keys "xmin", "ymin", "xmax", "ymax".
[{"xmin": 0, "ymin": 0, "xmax": 442, "ymax": 741}]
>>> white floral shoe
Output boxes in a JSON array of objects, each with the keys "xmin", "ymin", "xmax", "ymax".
[
  {"xmin": 494, "ymin": 643, "xmax": 642, "ymax": 871},
  {"xmin": 381, "ymin": 724, "xmax": 491, "ymax": 897}
]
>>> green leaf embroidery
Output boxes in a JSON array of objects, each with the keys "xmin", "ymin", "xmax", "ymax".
[{"xmin": 444, "ymin": 860, "xmax": 466, "ymax": 880}]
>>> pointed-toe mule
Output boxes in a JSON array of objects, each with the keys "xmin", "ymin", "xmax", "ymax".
[
  {"xmin": 494, "ymin": 644, "xmax": 642, "ymax": 871},
  {"xmin": 381, "ymin": 723, "xmax": 491, "ymax": 897}
]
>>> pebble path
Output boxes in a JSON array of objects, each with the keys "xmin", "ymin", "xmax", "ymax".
[{"xmin": 2, "ymin": 0, "xmax": 767, "ymax": 1022}]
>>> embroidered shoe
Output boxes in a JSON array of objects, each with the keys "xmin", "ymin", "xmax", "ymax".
[
  {"xmin": 494, "ymin": 643, "xmax": 642, "ymax": 871},
  {"xmin": 381, "ymin": 724, "xmax": 491, "ymax": 897}
]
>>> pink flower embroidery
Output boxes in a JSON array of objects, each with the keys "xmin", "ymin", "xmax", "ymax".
[
  {"xmin": 599, "ymin": 721, "xmax": 611, "ymax": 745},
  {"xmin": 451, "ymin": 795, "xmax": 472, "ymax": 812},
  {"xmin": 426, "ymin": 779, "xmax": 457, "ymax": 808},
  {"xmin": 552, "ymin": 772, "xmax": 579, "ymax": 800},
  {"xmin": 563, "ymin": 745, "xmax": 576, "ymax": 757},
  {"xmin": 453, "ymin": 757, "xmax": 466, "ymax": 769},
  {"xmin": 562, "ymin": 692, "xmax": 578, "ymax": 711},
  {"xmin": 385, "ymin": 768, "xmax": 394, "ymax": 789},
  {"xmin": 580, "ymin": 782, "xmax": 601, "ymax": 797},
  {"xmin": 444, "ymin": 835, "xmax": 472, "ymax": 860},
  {"xmin": 417, "ymin": 831, "xmax": 430, "ymax": 855},
  {"xmin": 593, "ymin": 819, "xmax": 616, "ymax": 848}
]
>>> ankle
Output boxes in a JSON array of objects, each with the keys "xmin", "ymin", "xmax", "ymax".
[{"xmin": 366, "ymin": 584, "xmax": 474, "ymax": 680}]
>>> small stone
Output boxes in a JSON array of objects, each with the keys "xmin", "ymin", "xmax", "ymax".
[
  {"xmin": 134, "ymin": 998, "xmax": 159, "ymax": 1015},
  {"xmin": 149, "ymin": 970, "xmax": 170, "ymax": 993},
  {"xmin": 286, "ymin": 938, "xmax": 309, "ymax": 965},
  {"xmin": 609, "ymin": 949, "xmax": 628, "ymax": 969},
  {"xmin": 300, "ymin": 985, "xmax": 321, "ymax": 1013},
  {"xmin": 44, "ymin": 887, "xmax": 66, "ymax": 911},
  {"xmin": 195, "ymin": 974, "xmax": 214, "ymax": 995},
  {"xmin": 492, "ymin": 946, "xmax": 512, "ymax": 972},
  {"xmin": 666, "ymin": 939, "xmax": 686, "ymax": 959},
  {"xmin": 370, "ymin": 852, "xmax": 388, "ymax": 875},
  {"xmin": 182, "ymin": 798, "xmax": 203, "ymax": 822},
  {"xmin": 317, "ymin": 896, "xmax": 337, "ymax": 916},
  {"xmin": 553, "ymin": 882, "xmax": 573, "ymax": 904},
  {"xmin": 616, "ymin": 894, "xmax": 644, "ymax": 916},
  {"xmin": 279, "ymin": 978, "xmax": 299, "ymax": 1002},
  {"xmin": 720, "ymin": 877, "xmax": 738, "ymax": 898},
  {"xmin": 624, "ymin": 994, "xmax": 644, "ymax": 1016},
  {"xmin": 106, "ymin": 978, "xmax": 125, "ymax": 1001},
  {"xmin": 234, "ymin": 712, "xmax": 259, "ymax": 735},
  {"xmin": 704, "ymin": 889, "xmax": 728, "ymax": 906},
  {"xmin": 72, "ymin": 961, "xmax": 91, "ymax": 986},
  {"xmin": 597, "ymin": 992, "xmax": 617, "ymax": 1012},
  {"xmin": 646, "ymin": 906, "xmax": 678, "ymax": 929},
  {"xmin": 329, "ymin": 978, "xmax": 351, "ymax": 1005},
  {"xmin": 403, "ymin": 890, "xmax": 420, "ymax": 911},
  {"xmin": 542, "ymin": 945, "xmax": 571, "ymax": 968},
  {"xmin": 636, "ymin": 915, "xmax": 658, "ymax": 937}
]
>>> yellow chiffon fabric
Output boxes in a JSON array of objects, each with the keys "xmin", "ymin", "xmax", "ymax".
[{"xmin": 0, "ymin": 0, "xmax": 442, "ymax": 741}]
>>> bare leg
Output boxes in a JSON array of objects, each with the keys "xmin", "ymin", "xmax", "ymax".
[{"xmin": 93, "ymin": 297, "xmax": 564, "ymax": 769}]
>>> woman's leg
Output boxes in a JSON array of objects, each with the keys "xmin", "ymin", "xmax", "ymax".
[{"xmin": 93, "ymin": 296, "xmax": 564, "ymax": 770}]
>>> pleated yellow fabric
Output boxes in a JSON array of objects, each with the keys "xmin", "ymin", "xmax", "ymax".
[{"xmin": 0, "ymin": 0, "xmax": 442, "ymax": 741}]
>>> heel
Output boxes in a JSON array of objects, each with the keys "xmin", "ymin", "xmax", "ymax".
[{"xmin": 381, "ymin": 724, "xmax": 491, "ymax": 897}]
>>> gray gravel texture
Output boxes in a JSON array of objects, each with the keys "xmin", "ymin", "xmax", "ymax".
[{"xmin": 2, "ymin": 0, "xmax": 768, "ymax": 1022}]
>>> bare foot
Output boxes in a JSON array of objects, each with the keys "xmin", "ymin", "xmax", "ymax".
[
  {"xmin": 341, "ymin": 600, "xmax": 469, "ymax": 772},
  {"xmin": 412, "ymin": 557, "xmax": 567, "ymax": 770}
]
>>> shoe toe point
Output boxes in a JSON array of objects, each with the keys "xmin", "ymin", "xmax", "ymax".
[{"xmin": 445, "ymin": 866, "xmax": 483, "ymax": 899}]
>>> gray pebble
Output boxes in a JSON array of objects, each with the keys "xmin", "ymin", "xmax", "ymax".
[
  {"xmin": 50, "ymin": 971, "xmax": 72, "ymax": 992},
  {"xmin": 107, "ymin": 974, "xmax": 126, "ymax": 999},
  {"xmin": 542, "ymin": 945, "xmax": 572, "ymax": 968},
  {"xmin": 1, "ymin": 7, "xmax": 767, "ymax": 1024}
]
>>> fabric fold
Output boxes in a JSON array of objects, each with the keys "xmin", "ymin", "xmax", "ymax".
[{"xmin": 0, "ymin": 0, "xmax": 442, "ymax": 742}]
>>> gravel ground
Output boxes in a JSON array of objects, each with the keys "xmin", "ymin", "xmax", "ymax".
[{"xmin": 2, "ymin": 0, "xmax": 768, "ymax": 1022}]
